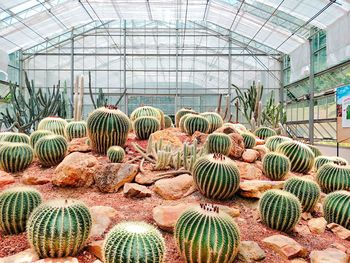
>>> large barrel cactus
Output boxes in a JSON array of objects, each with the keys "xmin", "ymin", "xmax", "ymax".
[
  {"xmin": 107, "ymin": 146, "xmax": 125, "ymax": 163},
  {"xmin": 253, "ymin": 127, "xmax": 277, "ymax": 140},
  {"xmin": 87, "ymin": 106, "xmax": 130, "ymax": 154},
  {"xmin": 0, "ymin": 143, "xmax": 34, "ymax": 173},
  {"xmin": 0, "ymin": 187, "xmax": 42, "ymax": 235},
  {"xmin": 35, "ymin": 135, "xmax": 67, "ymax": 167},
  {"xmin": 103, "ymin": 221, "xmax": 165, "ymax": 263},
  {"xmin": 2, "ymin": 133, "xmax": 30, "ymax": 144},
  {"xmin": 192, "ymin": 153, "xmax": 240, "ymax": 199},
  {"xmin": 314, "ymin": 156, "xmax": 334, "ymax": 172},
  {"xmin": 200, "ymin": 112, "xmax": 223, "ymax": 133},
  {"xmin": 174, "ymin": 203, "xmax": 241, "ymax": 263},
  {"xmin": 65, "ymin": 121, "xmax": 87, "ymax": 141},
  {"xmin": 206, "ymin": 133, "xmax": 232, "ymax": 155},
  {"xmin": 307, "ymin": 144, "xmax": 322, "ymax": 157},
  {"xmin": 130, "ymin": 106, "xmax": 164, "ymax": 127},
  {"xmin": 323, "ymin": 191, "xmax": 350, "ymax": 230},
  {"xmin": 183, "ymin": 114, "xmax": 209, "ymax": 136},
  {"xmin": 276, "ymin": 141, "xmax": 315, "ymax": 174},
  {"xmin": 241, "ymin": 132, "xmax": 257, "ymax": 149},
  {"xmin": 284, "ymin": 177, "xmax": 321, "ymax": 212},
  {"xmin": 262, "ymin": 152, "xmax": 290, "ymax": 180},
  {"xmin": 316, "ymin": 163, "xmax": 350, "ymax": 193},
  {"xmin": 0, "ymin": 132, "xmax": 14, "ymax": 141},
  {"xmin": 175, "ymin": 107, "xmax": 196, "ymax": 127},
  {"xmin": 133, "ymin": 116, "xmax": 160, "ymax": 140},
  {"xmin": 38, "ymin": 117, "xmax": 68, "ymax": 136},
  {"xmin": 179, "ymin": 114, "xmax": 190, "ymax": 132},
  {"xmin": 29, "ymin": 130, "xmax": 53, "ymax": 148},
  {"xmin": 164, "ymin": 115, "xmax": 173, "ymax": 128},
  {"xmin": 27, "ymin": 199, "xmax": 92, "ymax": 258},
  {"xmin": 259, "ymin": 189, "xmax": 302, "ymax": 232},
  {"xmin": 265, "ymin": 135, "xmax": 292, "ymax": 151}
]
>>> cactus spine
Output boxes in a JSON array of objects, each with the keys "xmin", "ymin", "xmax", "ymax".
[
  {"xmin": 29, "ymin": 130, "xmax": 53, "ymax": 148},
  {"xmin": 175, "ymin": 108, "xmax": 196, "ymax": 127},
  {"xmin": 2, "ymin": 133, "xmax": 30, "ymax": 144},
  {"xmin": 265, "ymin": 135, "xmax": 292, "ymax": 151},
  {"xmin": 38, "ymin": 117, "xmax": 68, "ymax": 137},
  {"xmin": 130, "ymin": 106, "xmax": 164, "ymax": 127},
  {"xmin": 323, "ymin": 191, "xmax": 350, "ymax": 230},
  {"xmin": 133, "ymin": 116, "xmax": 160, "ymax": 140},
  {"xmin": 284, "ymin": 177, "xmax": 321, "ymax": 212},
  {"xmin": 0, "ymin": 187, "xmax": 42, "ymax": 235},
  {"xmin": 179, "ymin": 114, "xmax": 190, "ymax": 132},
  {"xmin": 183, "ymin": 114, "xmax": 209, "ymax": 135},
  {"xmin": 262, "ymin": 152, "xmax": 290, "ymax": 180},
  {"xmin": 0, "ymin": 132, "xmax": 14, "ymax": 141},
  {"xmin": 103, "ymin": 221, "xmax": 166, "ymax": 263},
  {"xmin": 27, "ymin": 199, "xmax": 92, "ymax": 258},
  {"xmin": 206, "ymin": 133, "xmax": 232, "ymax": 155},
  {"xmin": 35, "ymin": 135, "xmax": 67, "ymax": 167},
  {"xmin": 65, "ymin": 121, "xmax": 87, "ymax": 141},
  {"xmin": 174, "ymin": 203, "xmax": 241, "ymax": 263},
  {"xmin": 241, "ymin": 132, "xmax": 257, "ymax": 149},
  {"xmin": 307, "ymin": 144, "xmax": 322, "ymax": 157},
  {"xmin": 200, "ymin": 112, "xmax": 224, "ymax": 133},
  {"xmin": 316, "ymin": 163, "xmax": 350, "ymax": 193},
  {"xmin": 253, "ymin": 126, "xmax": 277, "ymax": 140},
  {"xmin": 0, "ymin": 143, "xmax": 34, "ymax": 172},
  {"xmin": 259, "ymin": 189, "xmax": 302, "ymax": 232},
  {"xmin": 164, "ymin": 115, "xmax": 173, "ymax": 128},
  {"xmin": 107, "ymin": 146, "xmax": 125, "ymax": 163}
]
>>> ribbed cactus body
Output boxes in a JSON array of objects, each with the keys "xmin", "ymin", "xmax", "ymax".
[
  {"xmin": 87, "ymin": 106, "xmax": 130, "ymax": 154},
  {"xmin": 265, "ymin": 135, "xmax": 292, "ymax": 151},
  {"xmin": 230, "ymin": 123, "xmax": 247, "ymax": 133},
  {"xmin": 103, "ymin": 221, "xmax": 165, "ymax": 263},
  {"xmin": 333, "ymin": 156, "xmax": 348, "ymax": 166},
  {"xmin": 200, "ymin": 112, "xmax": 223, "ymax": 133},
  {"xmin": 164, "ymin": 115, "xmax": 173, "ymax": 128},
  {"xmin": 175, "ymin": 108, "xmax": 196, "ymax": 127},
  {"xmin": 0, "ymin": 187, "xmax": 42, "ymax": 235},
  {"xmin": 284, "ymin": 177, "xmax": 321, "ymax": 212},
  {"xmin": 27, "ymin": 199, "xmax": 92, "ymax": 258},
  {"xmin": 0, "ymin": 132, "xmax": 14, "ymax": 141},
  {"xmin": 316, "ymin": 163, "xmax": 350, "ymax": 193},
  {"xmin": 0, "ymin": 143, "xmax": 34, "ymax": 172},
  {"xmin": 241, "ymin": 132, "xmax": 257, "ymax": 149},
  {"xmin": 192, "ymin": 154, "xmax": 240, "ymax": 199},
  {"xmin": 133, "ymin": 116, "xmax": 160, "ymax": 140},
  {"xmin": 35, "ymin": 135, "xmax": 67, "ymax": 167},
  {"xmin": 38, "ymin": 117, "xmax": 68, "ymax": 136},
  {"xmin": 179, "ymin": 114, "xmax": 190, "ymax": 132},
  {"xmin": 184, "ymin": 114, "xmax": 209, "ymax": 136},
  {"xmin": 206, "ymin": 133, "xmax": 232, "ymax": 155},
  {"xmin": 276, "ymin": 141, "xmax": 315, "ymax": 174},
  {"xmin": 29, "ymin": 130, "xmax": 53, "ymax": 148},
  {"xmin": 130, "ymin": 106, "xmax": 163, "ymax": 126},
  {"xmin": 262, "ymin": 152, "xmax": 290, "ymax": 180},
  {"xmin": 2, "ymin": 133, "xmax": 30, "ymax": 144},
  {"xmin": 174, "ymin": 204, "xmax": 241, "ymax": 263},
  {"xmin": 107, "ymin": 146, "xmax": 125, "ymax": 163},
  {"xmin": 65, "ymin": 121, "xmax": 87, "ymax": 141},
  {"xmin": 307, "ymin": 144, "xmax": 322, "ymax": 157},
  {"xmin": 323, "ymin": 191, "xmax": 350, "ymax": 229},
  {"xmin": 259, "ymin": 189, "xmax": 302, "ymax": 232},
  {"xmin": 253, "ymin": 127, "xmax": 277, "ymax": 140}
]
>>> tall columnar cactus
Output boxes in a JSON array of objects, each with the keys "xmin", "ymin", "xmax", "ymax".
[
  {"xmin": 253, "ymin": 126, "xmax": 277, "ymax": 140},
  {"xmin": 307, "ymin": 144, "xmax": 322, "ymax": 157},
  {"xmin": 107, "ymin": 146, "xmax": 125, "ymax": 163},
  {"xmin": 179, "ymin": 114, "xmax": 190, "ymax": 132},
  {"xmin": 35, "ymin": 135, "xmax": 67, "ymax": 167},
  {"xmin": 174, "ymin": 203, "xmax": 241, "ymax": 263},
  {"xmin": 175, "ymin": 108, "xmax": 196, "ymax": 127},
  {"xmin": 265, "ymin": 135, "xmax": 292, "ymax": 152},
  {"xmin": 323, "ymin": 191, "xmax": 350, "ymax": 230},
  {"xmin": 65, "ymin": 121, "xmax": 87, "ymax": 141},
  {"xmin": 262, "ymin": 152, "xmax": 290, "ymax": 180},
  {"xmin": 183, "ymin": 114, "xmax": 209, "ymax": 136},
  {"xmin": 0, "ymin": 143, "xmax": 34, "ymax": 173},
  {"xmin": 192, "ymin": 153, "xmax": 240, "ymax": 199},
  {"xmin": 284, "ymin": 177, "xmax": 321, "ymax": 212},
  {"xmin": 316, "ymin": 163, "xmax": 350, "ymax": 193},
  {"xmin": 103, "ymin": 221, "xmax": 166, "ymax": 263},
  {"xmin": 2, "ymin": 133, "xmax": 30, "ymax": 144},
  {"xmin": 200, "ymin": 112, "xmax": 224, "ymax": 133},
  {"xmin": 206, "ymin": 133, "xmax": 232, "ymax": 155},
  {"xmin": 133, "ymin": 116, "xmax": 160, "ymax": 140},
  {"xmin": 29, "ymin": 130, "xmax": 53, "ymax": 148},
  {"xmin": 241, "ymin": 132, "xmax": 257, "ymax": 149},
  {"xmin": 259, "ymin": 189, "xmax": 302, "ymax": 232},
  {"xmin": 38, "ymin": 117, "xmax": 68, "ymax": 137},
  {"xmin": 87, "ymin": 106, "xmax": 130, "ymax": 154},
  {"xmin": 164, "ymin": 115, "xmax": 173, "ymax": 128},
  {"xmin": 0, "ymin": 187, "xmax": 42, "ymax": 235},
  {"xmin": 276, "ymin": 141, "xmax": 315, "ymax": 174},
  {"xmin": 27, "ymin": 199, "xmax": 92, "ymax": 258}
]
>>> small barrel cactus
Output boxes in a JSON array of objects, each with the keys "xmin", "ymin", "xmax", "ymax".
[
  {"xmin": 133, "ymin": 116, "xmax": 160, "ymax": 140},
  {"xmin": 175, "ymin": 107, "xmax": 196, "ymax": 127},
  {"xmin": 265, "ymin": 135, "xmax": 292, "ymax": 151},
  {"xmin": 276, "ymin": 141, "xmax": 315, "ymax": 174},
  {"xmin": 314, "ymin": 156, "xmax": 334, "ymax": 172},
  {"xmin": 0, "ymin": 143, "xmax": 34, "ymax": 173},
  {"xmin": 164, "ymin": 115, "xmax": 173, "ymax": 128},
  {"xmin": 65, "ymin": 121, "xmax": 87, "ymax": 141},
  {"xmin": 183, "ymin": 114, "xmax": 209, "ymax": 136},
  {"xmin": 192, "ymin": 153, "xmax": 240, "ymax": 199},
  {"xmin": 175, "ymin": 203, "xmax": 241, "ymax": 263},
  {"xmin": 253, "ymin": 127, "xmax": 277, "ymax": 140},
  {"xmin": 262, "ymin": 152, "xmax": 290, "ymax": 180},
  {"xmin": 29, "ymin": 130, "xmax": 53, "ymax": 148},
  {"xmin": 35, "ymin": 135, "xmax": 67, "ymax": 167},
  {"xmin": 259, "ymin": 189, "xmax": 302, "ymax": 232},
  {"xmin": 130, "ymin": 106, "xmax": 163, "ymax": 127},
  {"xmin": 0, "ymin": 132, "xmax": 14, "ymax": 141},
  {"xmin": 307, "ymin": 144, "xmax": 322, "ymax": 157},
  {"xmin": 103, "ymin": 221, "xmax": 165, "ymax": 263},
  {"xmin": 241, "ymin": 132, "xmax": 257, "ymax": 149},
  {"xmin": 0, "ymin": 187, "xmax": 42, "ymax": 235},
  {"xmin": 323, "ymin": 191, "xmax": 350, "ymax": 229},
  {"xmin": 87, "ymin": 106, "xmax": 130, "ymax": 153},
  {"xmin": 179, "ymin": 114, "xmax": 190, "ymax": 132},
  {"xmin": 284, "ymin": 177, "xmax": 321, "ymax": 212},
  {"xmin": 2, "ymin": 133, "xmax": 30, "ymax": 144},
  {"xmin": 27, "ymin": 199, "xmax": 92, "ymax": 258},
  {"xmin": 107, "ymin": 146, "xmax": 125, "ymax": 163},
  {"xmin": 200, "ymin": 112, "xmax": 223, "ymax": 133},
  {"xmin": 38, "ymin": 117, "xmax": 68, "ymax": 136},
  {"xmin": 206, "ymin": 133, "xmax": 232, "ymax": 155},
  {"xmin": 316, "ymin": 163, "xmax": 350, "ymax": 193}
]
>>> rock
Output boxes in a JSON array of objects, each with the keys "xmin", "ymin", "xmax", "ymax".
[
  {"xmin": 67, "ymin": 137, "xmax": 91, "ymax": 153},
  {"xmin": 239, "ymin": 180, "xmax": 285, "ymax": 198},
  {"xmin": 228, "ymin": 133, "xmax": 245, "ymax": 159},
  {"xmin": 235, "ymin": 161, "xmax": 263, "ymax": 180},
  {"xmin": 135, "ymin": 171, "xmax": 156, "ymax": 185},
  {"xmin": 253, "ymin": 145, "xmax": 268, "ymax": 160},
  {"xmin": 53, "ymin": 152, "xmax": 98, "ymax": 187},
  {"xmin": 94, "ymin": 163, "xmax": 139, "ymax": 193},
  {"xmin": 310, "ymin": 248, "xmax": 349, "ymax": 263},
  {"xmin": 301, "ymin": 212, "xmax": 312, "ymax": 220},
  {"xmin": 218, "ymin": 205, "xmax": 240, "ymax": 218},
  {"xmin": 21, "ymin": 172, "xmax": 51, "ymax": 185},
  {"xmin": 87, "ymin": 240, "xmax": 104, "ymax": 260},
  {"xmin": 0, "ymin": 248, "xmax": 39, "ymax": 263},
  {"xmin": 308, "ymin": 217, "xmax": 327, "ymax": 234},
  {"xmin": 123, "ymin": 183, "xmax": 152, "ymax": 198},
  {"xmin": 294, "ymin": 224, "xmax": 311, "ymax": 236},
  {"xmin": 262, "ymin": 234, "xmax": 307, "ymax": 259},
  {"xmin": 149, "ymin": 128, "xmax": 185, "ymax": 149},
  {"xmin": 34, "ymin": 258, "xmax": 79, "ymax": 263},
  {"xmin": 313, "ymin": 203, "xmax": 324, "ymax": 216},
  {"xmin": 90, "ymin": 206, "xmax": 118, "ymax": 237},
  {"xmin": 154, "ymin": 174, "xmax": 195, "ymax": 200},
  {"xmin": 237, "ymin": 241, "xmax": 266, "ymax": 262},
  {"xmin": 191, "ymin": 131, "xmax": 208, "ymax": 147},
  {"xmin": 290, "ymin": 259, "xmax": 308, "ymax": 263},
  {"xmin": 327, "ymin": 223, "xmax": 350, "ymax": 240},
  {"xmin": 242, "ymin": 149, "xmax": 259, "ymax": 163},
  {"xmin": 215, "ymin": 126, "xmax": 239, "ymax": 134},
  {"xmin": 330, "ymin": 243, "xmax": 348, "ymax": 253},
  {"xmin": 0, "ymin": 171, "xmax": 15, "ymax": 188}
]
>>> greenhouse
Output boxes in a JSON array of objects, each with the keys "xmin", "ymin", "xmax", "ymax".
[{"xmin": 0, "ymin": 0, "xmax": 349, "ymax": 262}]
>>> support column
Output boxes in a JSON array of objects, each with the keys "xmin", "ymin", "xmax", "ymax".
[
  {"xmin": 123, "ymin": 20, "xmax": 127, "ymax": 115},
  {"xmin": 228, "ymin": 38, "xmax": 232, "ymax": 114},
  {"xmin": 279, "ymin": 58, "xmax": 284, "ymax": 121},
  {"xmin": 309, "ymin": 38, "xmax": 315, "ymax": 144},
  {"xmin": 70, "ymin": 31, "xmax": 74, "ymax": 114},
  {"xmin": 175, "ymin": 20, "xmax": 179, "ymax": 114}
]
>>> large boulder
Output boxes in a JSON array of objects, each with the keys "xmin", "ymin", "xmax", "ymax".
[
  {"xmin": 191, "ymin": 131, "xmax": 208, "ymax": 147},
  {"xmin": 89, "ymin": 206, "xmax": 118, "ymax": 237},
  {"xmin": 154, "ymin": 174, "xmax": 195, "ymax": 200},
  {"xmin": 228, "ymin": 133, "xmax": 245, "ymax": 159},
  {"xmin": 310, "ymin": 248, "xmax": 349, "ymax": 263},
  {"xmin": 242, "ymin": 149, "xmax": 259, "ymax": 163},
  {"xmin": 0, "ymin": 248, "xmax": 39, "ymax": 263},
  {"xmin": 235, "ymin": 161, "xmax": 263, "ymax": 180},
  {"xmin": 67, "ymin": 137, "xmax": 91, "ymax": 153},
  {"xmin": 149, "ymin": 128, "xmax": 186, "ymax": 149},
  {"xmin": 327, "ymin": 223, "xmax": 350, "ymax": 240},
  {"xmin": 262, "ymin": 234, "xmax": 307, "ymax": 259},
  {"xmin": 238, "ymin": 241, "xmax": 266, "ymax": 262},
  {"xmin": 239, "ymin": 180, "xmax": 285, "ymax": 198}
]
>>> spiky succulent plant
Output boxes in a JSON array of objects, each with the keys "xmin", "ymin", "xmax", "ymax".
[
  {"xmin": 164, "ymin": 115, "xmax": 173, "ymax": 128},
  {"xmin": 133, "ymin": 116, "xmax": 160, "ymax": 140},
  {"xmin": 206, "ymin": 133, "xmax": 232, "ymax": 155},
  {"xmin": 253, "ymin": 127, "xmax": 277, "ymax": 140},
  {"xmin": 38, "ymin": 117, "xmax": 68, "ymax": 136},
  {"xmin": 35, "ymin": 135, "xmax": 67, "ymax": 167},
  {"xmin": 130, "ymin": 106, "xmax": 164, "ymax": 128},
  {"xmin": 323, "ymin": 191, "xmax": 350, "ymax": 230},
  {"xmin": 0, "ymin": 132, "xmax": 14, "ymax": 141},
  {"xmin": 107, "ymin": 146, "xmax": 125, "ymax": 163},
  {"xmin": 262, "ymin": 152, "xmax": 290, "ymax": 180},
  {"xmin": 0, "ymin": 142, "xmax": 34, "ymax": 173},
  {"xmin": 265, "ymin": 135, "xmax": 292, "ymax": 151},
  {"xmin": 29, "ymin": 130, "xmax": 54, "ymax": 148},
  {"xmin": 307, "ymin": 144, "xmax": 322, "ymax": 157},
  {"xmin": 183, "ymin": 114, "xmax": 209, "ymax": 136},
  {"xmin": 2, "ymin": 133, "xmax": 30, "ymax": 144},
  {"xmin": 65, "ymin": 121, "xmax": 87, "ymax": 141},
  {"xmin": 175, "ymin": 108, "xmax": 196, "ymax": 127},
  {"xmin": 241, "ymin": 132, "xmax": 257, "ymax": 149},
  {"xmin": 179, "ymin": 114, "xmax": 190, "ymax": 133},
  {"xmin": 316, "ymin": 163, "xmax": 350, "ymax": 193},
  {"xmin": 200, "ymin": 112, "xmax": 223, "ymax": 133},
  {"xmin": 314, "ymin": 156, "xmax": 334, "ymax": 172}
]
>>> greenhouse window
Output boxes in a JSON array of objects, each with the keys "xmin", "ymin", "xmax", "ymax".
[
  {"xmin": 282, "ymin": 55, "xmax": 291, "ymax": 85},
  {"xmin": 312, "ymin": 30, "xmax": 327, "ymax": 73}
]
